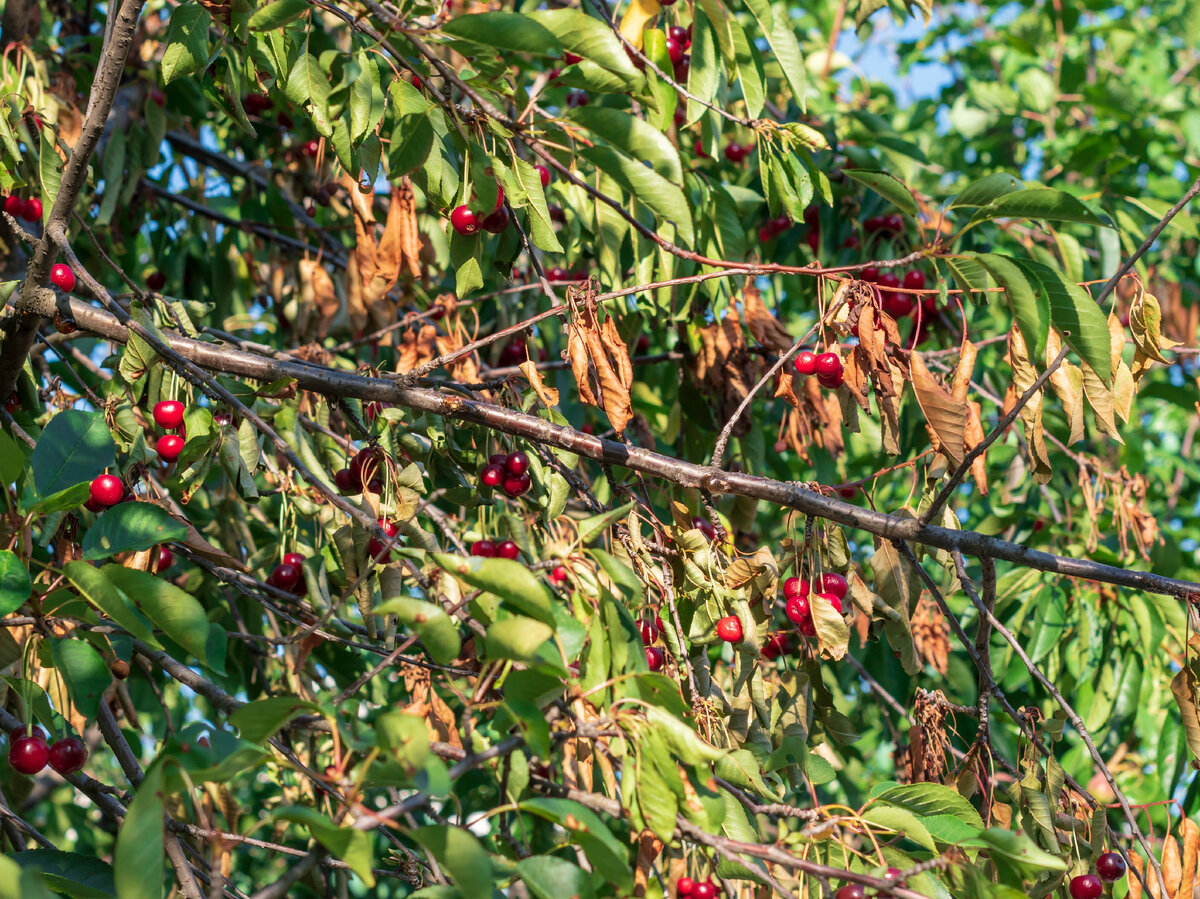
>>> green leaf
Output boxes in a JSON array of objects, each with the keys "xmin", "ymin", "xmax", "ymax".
[
  {"xmin": 976, "ymin": 253, "xmax": 1049, "ymax": 363},
  {"xmin": 863, "ymin": 804, "xmax": 936, "ymax": 852},
  {"xmin": 414, "ymin": 825, "xmax": 493, "ymax": 899},
  {"xmin": 249, "ymin": 0, "xmax": 309, "ymax": 30},
  {"xmin": 0, "ymin": 550, "xmax": 31, "ymax": 616},
  {"xmin": 431, "ymin": 554, "xmax": 556, "ymax": 626},
  {"xmin": 645, "ymin": 705, "xmax": 725, "ymax": 765},
  {"xmin": 350, "ymin": 51, "xmax": 384, "ymax": 145},
  {"xmin": 685, "ymin": 6, "xmax": 720, "ymax": 126},
  {"xmin": 375, "ymin": 596, "xmax": 462, "ymax": 664},
  {"xmin": 229, "ymin": 696, "xmax": 320, "ymax": 743},
  {"xmin": 32, "ymin": 410, "xmax": 115, "ymax": 498},
  {"xmin": 286, "ymin": 53, "xmax": 333, "ymax": 138},
  {"xmin": 876, "ymin": 783, "xmax": 985, "ymax": 831},
  {"xmin": 527, "ymin": 9, "xmax": 641, "ymax": 88},
  {"xmin": 950, "ymin": 172, "xmax": 1025, "ymax": 209},
  {"xmin": 275, "ymin": 807, "xmax": 375, "ymax": 887},
  {"xmin": 160, "ymin": 5, "xmax": 212, "ymax": 85},
  {"xmin": 64, "ymin": 561, "xmax": 160, "ymax": 649},
  {"xmin": 972, "ymin": 188, "xmax": 1111, "ymax": 228},
  {"xmin": 977, "ymin": 827, "xmax": 1068, "ymax": 874},
  {"xmin": 742, "ymin": 0, "xmax": 806, "ymax": 110},
  {"xmin": 568, "ymin": 107, "xmax": 683, "ymax": 185},
  {"xmin": 1017, "ymin": 259, "xmax": 1112, "ymax": 382},
  {"xmin": 10, "ymin": 850, "xmax": 114, "ymax": 899},
  {"xmin": 842, "ymin": 169, "xmax": 918, "ymax": 216},
  {"xmin": 81, "ymin": 503, "xmax": 188, "ymax": 561},
  {"xmin": 576, "ymin": 501, "xmax": 636, "ymax": 546},
  {"xmin": 38, "ymin": 129, "xmax": 61, "ymax": 221},
  {"xmin": 578, "ymin": 145, "xmax": 694, "ymax": 244},
  {"xmin": 485, "ymin": 616, "xmax": 554, "ymax": 663},
  {"xmin": 50, "ymin": 638, "xmax": 110, "ymax": 721},
  {"xmin": 113, "ymin": 759, "xmax": 165, "ymax": 899},
  {"xmin": 0, "ymin": 428, "xmax": 25, "ymax": 485},
  {"xmin": 516, "ymin": 856, "xmax": 596, "ymax": 899},
  {"xmin": 518, "ymin": 798, "xmax": 634, "ymax": 889},
  {"xmin": 103, "ymin": 566, "xmax": 216, "ymax": 669},
  {"xmin": 441, "ymin": 12, "xmax": 562, "ymax": 56}
]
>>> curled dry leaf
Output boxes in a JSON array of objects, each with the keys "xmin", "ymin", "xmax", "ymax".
[
  {"xmin": 1008, "ymin": 328, "xmax": 1053, "ymax": 484},
  {"xmin": 965, "ymin": 401, "xmax": 989, "ymax": 496},
  {"xmin": 1164, "ymin": 835, "xmax": 1182, "ymax": 898},
  {"xmin": 810, "ymin": 593, "xmax": 850, "ymax": 660},
  {"xmin": 518, "ymin": 359, "xmax": 560, "ymax": 408},
  {"xmin": 909, "ymin": 350, "xmax": 966, "ymax": 467},
  {"xmin": 567, "ymin": 293, "xmax": 635, "ymax": 434},
  {"xmin": 692, "ymin": 303, "xmax": 757, "ymax": 434},
  {"xmin": 1178, "ymin": 817, "xmax": 1198, "ymax": 899},
  {"xmin": 742, "ymin": 284, "xmax": 793, "ymax": 352},
  {"xmin": 1045, "ymin": 330, "xmax": 1085, "ymax": 445},
  {"xmin": 298, "ymin": 258, "xmax": 340, "ymax": 339}
]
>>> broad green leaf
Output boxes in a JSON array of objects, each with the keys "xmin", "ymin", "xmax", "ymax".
[
  {"xmin": 519, "ymin": 798, "xmax": 633, "ymax": 889},
  {"xmin": 576, "ymin": 501, "xmax": 636, "ymax": 546},
  {"xmin": 569, "ymin": 107, "xmax": 683, "ymax": 185},
  {"xmin": 1017, "ymin": 259, "xmax": 1112, "ymax": 382},
  {"xmin": 286, "ymin": 53, "xmax": 333, "ymax": 137},
  {"xmin": 414, "ymin": 825, "xmax": 492, "ymax": 899},
  {"xmin": 350, "ymin": 51, "xmax": 385, "ymax": 145},
  {"xmin": 32, "ymin": 410, "xmax": 115, "ymax": 498},
  {"xmin": 229, "ymin": 696, "xmax": 320, "ymax": 744},
  {"xmin": 375, "ymin": 711, "xmax": 431, "ymax": 768},
  {"xmin": 528, "ymin": 9, "xmax": 641, "ymax": 88},
  {"xmin": 0, "ymin": 550, "xmax": 31, "ymax": 616},
  {"xmin": 50, "ymin": 638, "xmax": 109, "ymax": 721},
  {"xmin": 81, "ymin": 503, "xmax": 188, "ymax": 561},
  {"xmin": 742, "ymin": 0, "xmax": 806, "ymax": 110},
  {"xmin": 685, "ymin": 6, "xmax": 720, "ymax": 125},
  {"xmin": 441, "ymin": 12, "xmax": 561, "ymax": 56},
  {"xmin": 485, "ymin": 616, "xmax": 554, "ymax": 662},
  {"xmin": 977, "ymin": 827, "xmax": 1068, "ymax": 873},
  {"xmin": 113, "ymin": 759, "xmax": 166, "ymax": 899},
  {"xmin": 863, "ymin": 804, "xmax": 936, "ymax": 852},
  {"xmin": 579, "ymin": 146, "xmax": 693, "ymax": 244},
  {"xmin": 645, "ymin": 704, "xmax": 725, "ymax": 764},
  {"xmin": 103, "ymin": 566, "xmax": 215, "ymax": 669},
  {"xmin": 431, "ymin": 554, "xmax": 556, "ymax": 626},
  {"xmin": 375, "ymin": 596, "xmax": 462, "ymax": 664},
  {"xmin": 64, "ymin": 561, "xmax": 160, "ymax": 648},
  {"xmin": 249, "ymin": 0, "xmax": 309, "ymax": 30},
  {"xmin": 276, "ymin": 807, "xmax": 375, "ymax": 887},
  {"xmin": 876, "ymin": 783, "xmax": 985, "ymax": 831},
  {"xmin": 971, "ymin": 188, "xmax": 1111, "ymax": 228},
  {"xmin": 10, "ymin": 850, "xmax": 114, "ymax": 899},
  {"xmin": 0, "ymin": 428, "xmax": 24, "ymax": 485},
  {"xmin": 842, "ymin": 169, "xmax": 918, "ymax": 216},
  {"xmin": 977, "ymin": 253, "xmax": 1049, "ymax": 362},
  {"xmin": 950, "ymin": 172, "xmax": 1024, "ymax": 209},
  {"xmin": 516, "ymin": 856, "xmax": 595, "ymax": 899},
  {"xmin": 160, "ymin": 5, "xmax": 212, "ymax": 85}
]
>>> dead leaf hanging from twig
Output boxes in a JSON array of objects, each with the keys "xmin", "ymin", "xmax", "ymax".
[{"xmin": 566, "ymin": 291, "xmax": 634, "ymax": 434}]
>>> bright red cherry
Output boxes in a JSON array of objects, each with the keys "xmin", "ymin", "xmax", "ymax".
[
  {"xmin": 818, "ymin": 572, "xmax": 848, "ymax": 599},
  {"xmin": 480, "ymin": 463, "xmax": 504, "ymax": 487},
  {"xmin": 884, "ymin": 290, "xmax": 916, "ymax": 318},
  {"xmin": 716, "ymin": 615, "xmax": 743, "ymax": 642},
  {"xmin": 813, "ymin": 592, "xmax": 843, "ymax": 614},
  {"xmin": 535, "ymin": 165, "xmax": 551, "ymax": 188},
  {"xmin": 283, "ymin": 553, "xmax": 305, "ymax": 567},
  {"xmin": 814, "ymin": 353, "xmax": 843, "ymax": 381},
  {"xmin": 877, "ymin": 270, "xmax": 901, "ymax": 291},
  {"xmin": 692, "ymin": 883, "xmax": 717, "ymax": 899},
  {"xmin": 1096, "ymin": 852, "xmax": 1127, "ymax": 882},
  {"xmin": 638, "ymin": 617, "xmax": 662, "ymax": 645},
  {"xmin": 48, "ymin": 737, "xmax": 87, "ymax": 775},
  {"xmin": 783, "ymin": 577, "xmax": 809, "ymax": 598},
  {"xmin": 762, "ymin": 632, "xmax": 791, "ymax": 660},
  {"xmin": 450, "ymin": 205, "xmax": 481, "ymax": 236},
  {"xmin": 666, "ymin": 38, "xmax": 685, "ymax": 65},
  {"xmin": 156, "ymin": 545, "xmax": 174, "ymax": 570},
  {"xmin": 835, "ymin": 886, "xmax": 865, "ymax": 899},
  {"xmin": 9, "ymin": 735, "xmax": 49, "ymax": 775},
  {"xmin": 21, "ymin": 197, "xmax": 42, "ymax": 221},
  {"xmin": 50, "ymin": 264, "xmax": 75, "ymax": 292},
  {"xmin": 146, "ymin": 271, "xmax": 167, "ymax": 291},
  {"xmin": 471, "ymin": 540, "xmax": 497, "ymax": 558},
  {"xmin": 156, "ymin": 434, "xmax": 184, "ymax": 462},
  {"xmin": 1070, "ymin": 876, "xmax": 1103, "ymax": 899},
  {"xmin": 89, "ymin": 474, "xmax": 124, "ymax": 508},
  {"xmin": 644, "ymin": 646, "xmax": 665, "ymax": 671},
  {"xmin": 793, "ymin": 351, "xmax": 817, "ymax": 375},
  {"xmin": 300, "ymin": 139, "xmax": 320, "ymax": 158},
  {"xmin": 497, "ymin": 540, "xmax": 520, "ymax": 560},
  {"xmin": 267, "ymin": 562, "xmax": 301, "ymax": 592},
  {"xmin": 481, "ymin": 206, "xmax": 509, "ymax": 234},
  {"xmin": 668, "ymin": 25, "xmax": 689, "ymax": 48},
  {"xmin": 903, "ymin": 269, "xmax": 926, "ymax": 290},
  {"xmin": 367, "ymin": 519, "xmax": 401, "ymax": 562},
  {"xmin": 724, "ymin": 142, "xmax": 744, "ymax": 163},
  {"xmin": 785, "ymin": 596, "xmax": 811, "ymax": 625},
  {"xmin": 549, "ymin": 565, "xmax": 569, "ymax": 584},
  {"xmin": 3, "ymin": 196, "xmax": 26, "ymax": 217},
  {"xmin": 154, "ymin": 400, "xmax": 185, "ymax": 430},
  {"xmin": 334, "ymin": 468, "xmax": 358, "ymax": 492},
  {"xmin": 678, "ymin": 877, "xmax": 696, "ymax": 896},
  {"xmin": 692, "ymin": 517, "xmax": 716, "ymax": 541},
  {"xmin": 505, "ymin": 452, "xmax": 530, "ymax": 476},
  {"xmin": 502, "ymin": 473, "xmax": 532, "ymax": 497}
]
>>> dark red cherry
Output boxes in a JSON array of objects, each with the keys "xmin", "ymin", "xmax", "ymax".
[
  {"xmin": 471, "ymin": 540, "xmax": 497, "ymax": 558},
  {"xmin": 835, "ymin": 887, "xmax": 865, "ymax": 899},
  {"xmin": 268, "ymin": 562, "xmax": 301, "ymax": 592},
  {"xmin": 1096, "ymin": 852, "xmax": 1127, "ymax": 882},
  {"xmin": 283, "ymin": 553, "xmax": 305, "ymax": 567},
  {"xmin": 644, "ymin": 646, "xmax": 665, "ymax": 671},
  {"xmin": 505, "ymin": 452, "xmax": 530, "ymax": 476},
  {"xmin": 502, "ymin": 473, "xmax": 531, "ymax": 497},
  {"xmin": 794, "ymin": 351, "xmax": 817, "ymax": 375},
  {"xmin": 692, "ymin": 517, "xmax": 716, "ymax": 541},
  {"xmin": 480, "ymin": 464, "xmax": 504, "ymax": 487},
  {"xmin": 48, "ymin": 737, "xmax": 87, "ymax": 775},
  {"xmin": 9, "ymin": 735, "xmax": 50, "ymax": 775},
  {"xmin": 497, "ymin": 540, "xmax": 520, "ymax": 560},
  {"xmin": 1070, "ymin": 876, "xmax": 1103, "ymax": 899}
]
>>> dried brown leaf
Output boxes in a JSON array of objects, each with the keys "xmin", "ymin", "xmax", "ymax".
[
  {"xmin": 1082, "ymin": 358, "xmax": 1123, "ymax": 443},
  {"xmin": 965, "ymin": 401, "xmax": 989, "ymax": 497},
  {"xmin": 298, "ymin": 259, "xmax": 340, "ymax": 339},
  {"xmin": 1165, "ymin": 835, "xmax": 1183, "ymax": 898},
  {"xmin": 1178, "ymin": 818, "xmax": 1198, "ymax": 899},
  {"xmin": 1046, "ymin": 331, "xmax": 1085, "ymax": 445},
  {"xmin": 951, "ymin": 339, "xmax": 978, "ymax": 404},
  {"xmin": 743, "ymin": 284, "xmax": 793, "ymax": 351},
  {"xmin": 1008, "ymin": 328, "xmax": 1052, "ymax": 484},
  {"xmin": 518, "ymin": 360, "xmax": 560, "ymax": 407},
  {"xmin": 910, "ymin": 350, "xmax": 966, "ymax": 466}
]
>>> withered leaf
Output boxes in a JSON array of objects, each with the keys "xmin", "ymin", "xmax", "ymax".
[
  {"xmin": 1045, "ymin": 331, "xmax": 1085, "ymax": 446},
  {"xmin": 1008, "ymin": 328, "xmax": 1052, "ymax": 484},
  {"xmin": 298, "ymin": 258, "xmax": 340, "ymax": 339},
  {"xmin": 965, "ymin": 401, "xmax": 989, "ymax": 496},
  {"xmin": 742, "ymin": 284, "xmax": 793, "ymax": 351},
  {"xmin": 518, "ymin": 360, "xmax": 560, "ymax": 408},
  {"xmin": 566, "ymin": 296, "xmax": 634, "ymax": 433},
  {"xmin": 910, "ymin": 350, "xmax": 966, "ymax": 467}
]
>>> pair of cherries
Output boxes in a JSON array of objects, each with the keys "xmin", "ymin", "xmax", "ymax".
[
  {"xmin": 480, "ymin": 452, "xmax": 532, "ymax": 497},
  {"xmin": 153, "ymin": 400, "xmax": 187, "ymax": 462},
  {"xmin": 639, "ymin": 615, "xmax": 667, "ymax": 670},
  {"xmin": 267, "ymin": 553, "xmax": 308, "ymax": 593},
  {"xmin": 677, "ymin": 877, "xmax": 718, "ymax": 898},
  {"xmin": 8, "ymin": 725, "xmax": 87, "ymax": 776},
  {"xmin": 783, "ymin": 572, "xmax": 847, "ymax": 637},
  {"xmin": 470, "ymin": 538, "xmax": 520, "ymax": 559},
  {"xmin": 335, "ymin": 445, "xmax": 390, "ymax": 496},
  {"xmin": 793, "ymin": 351, "xmax": 844, "ymax": 389}
]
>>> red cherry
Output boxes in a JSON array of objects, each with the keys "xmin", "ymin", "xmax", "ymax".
[
  {"xmin": 798, "ymin": 615, "xmax": 817, "ymax": 637},
  {"xmin": 156, "ymin": 434, "xmax": 184, "ymax": 462},
  {"xmin": 502, "ymin": 473, "xmax": 532, "ymax": 497},
  {"xmin": 549, "ymin": 565, "xmax": 569, "ymax": 584},
  {"xmin": 806, "ymin": 228, "xmax": 820, "ymax": 252},
  {"xmin": 156, "ymin": 545, "xmax": 174, "ymax": 570},
  {"xmin": 1070, "ymin": 876, "xmax": 1103, "ymax": 899},
  {"xmin": 564, "ymin": 52, "xmax": 582, "ymax": 65},
  {"xmin": 9, "ymin": 735, "xmax": 50, "ymax": 775},
  {"xmin": 692, "ymin": 517, "xmax": 716, "ymax": 541},
  {"xmin": 835, "ymin": 887, "xmax": 865, "ymax": 899},
  {"xmin": 843, "ymin": 234, "xmax": 860, "ymax": 249},
  {"xmin": 566, "ymin": 90, "xmax": 589, "ymax": 108},
  {"xmin": 153, "ymin": 400, "xmax": 185, "ymax": 430},
  {"xmin": 267, "ymin": 562, "xmax": 301, "ymax": 592},
  {"xmin": 884, "ymin": 291, "xmax": 916, "ymax": 318},
  {"xmin": 877, "ymin": 271, "xmax": 901, "ymax": 291},
  {"xmin": 638, "ymin": 617, "xmax": 661, "ymax": 645},
  {"xmin": 48, "ymin": 737, "xmax": 87, "ymax": 775},
  {"xmin": 666, "ymin": 38, "xmax": 685, "ymax": 65},
  {"xmin": 783, "ymin": 577, "xmax": 809, "ymax": 598},
  {"xmin": 301, "ymin": 139, "xmax": 320, "ymax": 158},
  {"xmin": 692, "ymin": 883, "xmax": 717, "ymax": 899},
  {"xmin": 839, "ymin": 486, "xmax": 857, "ymax": 499},
  {"xmin": 644, "ymin": 646, "xmax": 665, "ymax": 670},
  {"xmin": 903, "ymin": 269, "xmax": 926, "ymax": 290},
  {"xmin": 21, "ymin": 197, "xmax": 42, "ymax": 222},
  {"xmin": 450, "ymin": 205, "xmax": 481, "ymax": 236},
  {"xmin": 89, "ymin": 474, "xmax": 124, "ymax": 508},
  {"xmin": 864, "ymin": 216, "xmax": 885, "ymax": 233},
  {"xmin": 803, "ymin": 204, "xmax": 819, "ymax": 226},
  {"xmin": 4, "ymin": 195, "xmax": 27, "ymax": 217},
  {"xmin": 367, "ymin": 519, "xmax": 401, "ymax": 562},
  {"xmin": 481, "ymin": 206, "xmax": 510, "ymax": 234},
  {"xmin": 471, "ymin": 540, "xmax": 497, "ymax": 557},
  {"xmin": 818, "ymin": 572, "xmax": 848, "ymax": 599},
  {"xmin": 813, "ymin": 592, "xmax": 843, "ymax": 614},
  {"xmin": 283, "ymin": 553, "xmax": 305, "ymax": 567},
  {"xmin": 480, "ymin": 463, "xmax": 504, "ymax": 487},
  {"xmin": 548, "ymin": 204, "xmax": 565, "ymax": 223},
  {"xmin": 785, "ymin": 596, "xmax": 811, "ymax": 625},
  {"xmin": 1096, "ymin": 852, "xmax": 1127, "ymax": 882},
  {"xmin": 814, "ymin": 353, "xmax": 843, "ymax": 380},
  {"xmin": 50, "ymin": 264, "xmax": 76, "ymax": 292},
  {"xmin": 793, "ymin": 351, "xmax": 817, "ymax": 376},
  {"xmin": 673, "ymin": 56, "xmax": 690, "ymax": 82},
  {"xmin": 505, "ymin": 452, "xmax": 530, "ymax": 476},
  {"xmin": 716, "ymin": 615, "xmax": 743, "ymax": 643},
  {"xmin": 535, "ymin": 165, "xmax": 551, "ymax": 188},
  {"xmin": 762, "ymin": 632, "xmax": 791, "ymax": 660},
  {"xmin": 334, "ymin": 468, "xmax": 358, "ymax": 492},
  {"xmin": 9, "ymin": 725, "xmax": 47, "ymax": 741},
  {"xmin": 497, "ymin": 540, "xmax": 520, "ymax": 560},
  {"xmin": 771, "ymin": 214, "xmax": 791, "ymax": 233},
  {"xmin": 668, "ymin": 26, "xmax": 689, "ymax": 48},
  {"xmin": 146, "ymin": 271, "xmax": 167, "ymax": 291},
  {"xmin": 149, "ymin": 87, "xmax": 166, "ymax": 106},
  {"xmin": 883, "ymin": 213, "xmax": 905, "ymax": 233},
  {"xmin": 350, "ymin": 446, "xmax": 385, "ymax": 483},
  {"xmin": 861, "ymin": 267, "xmax": 880, "ymax": 282},
  {"xmin": 724, "ymin": 142, "xmax": 743, "ymax": 163},
  {"xmin": 678, "ymin": 877, "xmax": 696, "ymax": 896}
]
